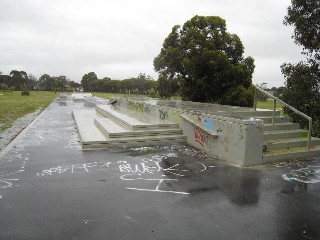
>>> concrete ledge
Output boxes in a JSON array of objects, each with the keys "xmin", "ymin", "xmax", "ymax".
[{"xmin": 72, "ymin": 110, "xmax": 107, "ymax": 144}]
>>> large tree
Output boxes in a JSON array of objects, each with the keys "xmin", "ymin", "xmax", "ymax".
[
  {"xmin": 81, "ymin": 72, "xmax": 98, "ymax": 92},
  {"xmin": 39, "ymin": 74, "xmax": 53, "ymax": 91},
  {"xmin": 154, "ymin": 15, "xmax": 255, "ymax": 106},
  {"xmin": 10, "ymin": 70, "xmax": 28, "ymax": 90},
  {"xmin": 281, "ymin": 0, "xmax": 320, "ymax": 136}
]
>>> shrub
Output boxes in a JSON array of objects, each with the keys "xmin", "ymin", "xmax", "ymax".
[{"xmin": 21, "ymin": 90, "xmax": 30, "ymax": 96}]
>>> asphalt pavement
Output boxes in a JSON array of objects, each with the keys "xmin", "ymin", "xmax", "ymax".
[{"xmin": 0, "ymin": 94, "xmax": 319, "ymax": 240}]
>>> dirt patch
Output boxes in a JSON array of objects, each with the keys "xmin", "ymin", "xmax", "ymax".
[{"xmin": 0, "ymin": 109, "xmax": 41, "ymax": 151}]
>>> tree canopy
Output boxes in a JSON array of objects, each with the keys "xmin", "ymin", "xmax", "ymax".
[
  {"xmin": 80, "ymin": 72, "xmax": 157, "ymax": 94},
  {"xmin": 284, "ymin": 0, "xmax": 320, "ymax": 60},
  {"xmin": 154, "ymin": 15, "xmax": 255, "ymax": 106},
  {"xmin": 281, "ymin": 0, "xmax": 320, "ymax": 136}
]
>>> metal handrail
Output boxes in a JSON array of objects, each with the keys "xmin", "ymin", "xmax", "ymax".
[{"xmin": 253, "ymin": 85, "xmax": 312, "ymax": 150}]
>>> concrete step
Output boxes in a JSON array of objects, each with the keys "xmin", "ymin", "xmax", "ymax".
[
  {"xmin": 96, "ymin": 105, "xmax": 179, "ymax": 130},
  {"xmin": 263, "ymin": 123, "xmax": 300, "ymax": 131},
  {"xmin": 73, "ymin": 109, "xmax": 186, "ymax": 149},
  {"xmin": 259, "ymin": 116, "xmax": 290, "ymax": 124},
  {"xmin": 82, "ymin": 135, "xmax": 187, "ymax": 150},
  {"xmin": 264, "ymin": 129, "xmax": 308, "ymax": 140},
  {"xmin": 233, "ymin": 109, "xmax": 281, "ymax": 117},
  {"xmin": 264, "ymin": 137, "xmax": 320, "ymax": 151},
  {"xmin": 262, "ymin": 146, "xmax": 320, "ymax": 164},
  {"xmin": 94, "ymin": 116, "xmax": 183, "ymax": 138}
]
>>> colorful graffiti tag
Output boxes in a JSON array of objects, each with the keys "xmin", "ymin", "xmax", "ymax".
[{"xmin": 194, "ymin": 127, "xmax": 206, "ymax": 147}]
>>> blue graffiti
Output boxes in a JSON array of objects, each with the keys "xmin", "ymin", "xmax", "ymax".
[{"xmin": 203, "ymin": 118, "xmax": 214, "ymax": 131}]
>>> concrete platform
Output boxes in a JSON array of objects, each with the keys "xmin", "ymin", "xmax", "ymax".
[
  {"xmin": 96, "ymin": 105, "xmax": 179, "ymax": 130},
  {"xmin": 94, "ymin": 116, "xmax": 183, "ymax": 138},
  {"xmin": 73, "ymin": 109, "xmax": 186, "ymax": 149},
  {"xmin": 72, "ymin": 109, "xmax": 107, "ymax": 143}
]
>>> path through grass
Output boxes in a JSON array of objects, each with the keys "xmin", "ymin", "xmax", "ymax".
[{"xmin": 0, "ymin": 91, "xmax": 57, "ymax": 132}]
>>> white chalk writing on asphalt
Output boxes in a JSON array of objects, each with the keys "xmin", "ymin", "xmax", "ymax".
[
  {"xmin": 282, "ymin": 166, "xmax": 320, "ymax": 184},
  {"xmin": 36, "ymin": 153, "xmax": 215, "ymax": 195}
]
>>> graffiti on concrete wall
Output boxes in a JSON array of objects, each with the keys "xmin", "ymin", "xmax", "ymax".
[
  {"xmin": 159, "ymin": 108, "xmax": 168, "ymax": 120},
  {"xmin": 128, "ymin": 101, "xmax": 145, "ymax": 113},
  {"xmin": 194, "ymin": 127, "xmax": 206, "ymax": 147},
  {"xmin": 204, "ymin": 118, "xmax": 214, "ymax": 131}
]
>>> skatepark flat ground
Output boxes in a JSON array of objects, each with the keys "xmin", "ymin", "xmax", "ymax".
[{"xmin": 0, "ymin": 94, "xmax": 320, "ymax": 240}]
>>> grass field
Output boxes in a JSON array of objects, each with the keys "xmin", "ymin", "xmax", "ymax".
[
  {"xmin": 0, "ymin": 91, "xmax": 57, "ymax": 132},
  {"xmin": 256, "ymin": 100, "xmax": 283, "ymax": 110}
]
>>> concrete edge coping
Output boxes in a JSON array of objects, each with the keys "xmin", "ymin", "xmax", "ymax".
[
  {"xmin": 118, "ymin": 98, "xmax": 264, "ymax": 126},
  {"xmin": 179, "ymin": 114, "xmax": 218, "ymax": 138},
  {"xmin": 181, "ymin": 110, "xmax": 260, "ymax": 126}
]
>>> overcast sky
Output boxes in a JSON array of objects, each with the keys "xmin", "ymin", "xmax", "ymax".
[{"xmin": 0, "ymin": 0, "xmax": 304, "ymax": 87}]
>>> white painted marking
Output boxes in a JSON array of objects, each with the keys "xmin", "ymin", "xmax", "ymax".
[
  {"xmin": 125, "ymin": 215, "xmax": 139, "ymax": 224},
  {"xmin": 195, "ymin": 161, "xmax": 207, "ymax": 172},
  {"xmin": 126, "ymin": 187, "xmax": 189, "ymax": 195},
  {"xmin": 0, "ymin": 170, "xmax": 24, "ymax": 177}
]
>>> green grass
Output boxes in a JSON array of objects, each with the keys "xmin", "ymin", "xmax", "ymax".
[
  {"xmin": 256, "ymin": 100, "xmax": 283, "ymax": 110},
  {"xmin": 0, "ymin": 91, "xmax": 57, "ymax": 132},
  {"xmin": 92, "ymin": 92, "xmax": 147, "ymax": 99}
]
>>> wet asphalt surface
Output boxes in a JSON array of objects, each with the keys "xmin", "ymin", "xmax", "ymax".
[{"xmin": 0, "ymin": 95, "xmax": 320, "ymax": 240}]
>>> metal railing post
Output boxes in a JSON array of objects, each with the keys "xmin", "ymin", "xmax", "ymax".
[
  {"xmin": 253, "ymin": 84, "xmax": 313, "ymax": 150},
  {"xmin": 308, "ymin": 119, "xmax": 312, "ymax": 150},
  {"xmin": 272, "ymin": 99, "xmax": 276, "ymax": 126}
]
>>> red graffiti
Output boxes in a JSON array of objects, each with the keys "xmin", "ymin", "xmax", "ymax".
[{"xmin": 194, "ymin": 127, "xmax": 206, "ymax": 147}]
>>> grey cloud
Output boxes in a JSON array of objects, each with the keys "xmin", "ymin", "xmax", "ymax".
[{"xmin": 0, "ymin": 0, "xmax": 301, "ymax": 87}]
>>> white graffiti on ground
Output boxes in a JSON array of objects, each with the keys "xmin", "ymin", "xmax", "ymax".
[
  {"xmin": 0, "ymin": 143, "xmax": 29, "ymax": 200},
  {"xmin": 63, "ymin": 132, "xmax": 81, "ymax": 149},
  {"xmin": 126, "ymin": 179, "xmax": 190, "ymax": 195},
  {"xmin": 36, "ymin": 152, "xmax": 216, "ymax": 195},
  {"xmin": 0, "ymin": 179, "xmax": 20, "ymax": 199},
  {"xmin": 282, "ymin": 166, "xmax": 320, "ymax": 184},
  {"xmin": 118, "ymin": 157, "xmax": 212, "ymax": 195},
  {"xmin": 36, "ymin": 163, "xmax": 99, "ymax": 177}
]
